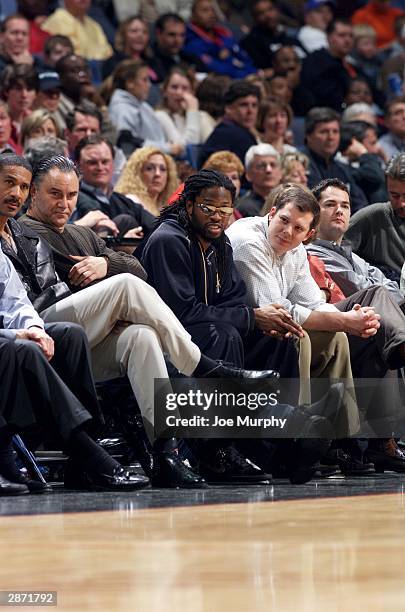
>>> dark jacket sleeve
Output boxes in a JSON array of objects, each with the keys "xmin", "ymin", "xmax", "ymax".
[
  {"xmin": 343, "ymin": 166, "xmax": 369, "ymax": 213},
  {"xmin": 109, "ymin": 194, "xmax": 156, "ymax": 238},
  {"xmin": 75, "ymin": 192, "xmax": 101, "ymax": 218},
  {"xmin": 349, "ymin": 154, "xmax": 389, "ymax": 203},
  {"xmin": 200, "ymin": 123, "xmax": 255, "ymax": 167},
  {"xmin": 240, "ymin": 31, "xmax": 271, "ymax": 69},
  {"xmin": 353, "ymin": 154, "xmax": 385, "ymax": 187},
  {"xmin": 142, "ymin": 229, "xmax": 253, "ymax": 334},
  {"xmin": 301, "ymin": 51, "xmax": 347, "ymax": 111}
]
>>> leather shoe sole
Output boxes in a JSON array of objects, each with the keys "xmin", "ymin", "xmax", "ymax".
[{"xmin": 64, "ymin": 464, "xmax": 150, "ymax": 491}]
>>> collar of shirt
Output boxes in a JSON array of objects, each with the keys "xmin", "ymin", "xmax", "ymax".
[
  {"xmin": 314, "ymin": 237, "xmax": 354, "ymax": 262},
  {"xmin": 308, "ymin": 148, "xmax": 336, "ymax": 168},
  {"xmin": 389, "ymin": 133, "xmax": 405, "ymax": 149},
  {"xmin": 81, "ymin": 181, "xmax": 111, "ymax": 205}
]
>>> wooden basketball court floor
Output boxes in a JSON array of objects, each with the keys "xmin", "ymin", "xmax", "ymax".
[{"xmin": 1, "ymin": 475, "xmax": 405, "ymax": 611}]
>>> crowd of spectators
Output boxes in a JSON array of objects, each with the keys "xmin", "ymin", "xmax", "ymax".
[{"xmin": 0, "ymin": 0, "xmax": 405, "ymax": 496}]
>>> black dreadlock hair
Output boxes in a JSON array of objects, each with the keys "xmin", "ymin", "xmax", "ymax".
[{"xmin": 158, "ymin": 169, "xmax": 236, "ymax": 288}]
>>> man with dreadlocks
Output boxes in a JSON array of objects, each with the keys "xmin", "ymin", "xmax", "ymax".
[{"xmin": 142, "ymin": 169, "xmax": 304, "ymax": 376}]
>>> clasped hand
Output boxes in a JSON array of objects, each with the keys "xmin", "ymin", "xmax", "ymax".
[{"xmin": 68, "ymin": 255, "xmax": 108, "ymax": 288}]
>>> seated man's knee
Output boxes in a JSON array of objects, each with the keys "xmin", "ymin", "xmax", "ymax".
[
  {"xmin": 120, "ymin": 324, "xmax": 161, "ymax": 352},
  {"xmin": 334, "ymin": 331, "xmax": 350, "ymax": 351},
  {"xmin": 14, "ymin": 339, "xmax": 46, "ymax": 362},
  {"xmin": 367, "ymin": 285, "xmax": 389, "ymax": 300},
  {"xmin": 111, "ymin": 272, "xmax": 148, "ymax": 294},
  {"xmin": 45, "ymin": 321, "xmax": 86, "ymax": 342},
  {"xmin": 0, "ymin": 340, "xmax": 18, "ymax": 360},
  {"xmin": 215, "ymin": 322, "xmax": 243, "ymax": 343}
]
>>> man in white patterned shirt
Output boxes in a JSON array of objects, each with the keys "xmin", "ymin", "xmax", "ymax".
[
  {"xmin": 227, "ymin": 183, "xmax": 380, "ymax": 361},
  {"xmin": 227, "ymin": 182, "xmax": 405, "ymax": 473}
]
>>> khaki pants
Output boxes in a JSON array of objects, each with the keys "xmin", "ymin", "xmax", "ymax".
[
  {"xmin": 41, "ymin": 273, "xmax": 201, "ymax": 433},
  {"xmin": 298, "ymin": 331, "xmax": 360, "ymax": 436}
]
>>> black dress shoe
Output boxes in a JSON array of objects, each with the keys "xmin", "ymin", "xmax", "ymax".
[
  {"xmin": 96, "ymin": 436, "xmax": 131, "ymax": 456},
  {"xmin": 271, "ymin": 439, "xmax": 331, "ymax": 484},
  {"xmin": 64, "ymin": 462, "xmax": 150, "ymax": 491},
  {"xmin": 0, "ymin": 473, "xmax": 28, "ymax": 496},
  {"xmin": 118, "ymin": 412, "xmax": 155, "ymax": 478},
  {"xmin": 11, "ymin": 472, "xmax": 52, "ymax": 494},
  {"xmin": 152, "ymin": 452, "xmax": 208, "ymax": 489},
  {"xmin": 322, "ymin": 449, "xmax": 375, "ymax": 476},
  {"xmin": 367, "ymin": 439, "xmax": 405, "ymax": 473},
  {"xmin": 203, "ymin": 361, "xmax": 280, "ymax": 380},
  {"xmin": 295, "ymin": 383, "xmax": 347, "ymax": 439},
  {"xmin": 289, "ymin": 439, "xmax": 331, "ymax": 484},
  {"xmin": 287, "ymin": 411, "xmax": 336, "ymax": 439},
  {"xmin": 199, "ymin": 445, "xmax": 272, "ymax": 485}
]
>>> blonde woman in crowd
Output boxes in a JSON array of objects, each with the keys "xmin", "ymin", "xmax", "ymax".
[
  {"xmin": 114, "ymin": 146, "xmax": 179, "ymax": 217},
  {"xmin": 280, "ymin": 152, "xmax": 309, "ymax": 186},
  {"xmin": 21, "ymin": 110, "xmax": 61, "ymax": 148},
  {"xmin": 103, "ymin": 16, "xmax": 153, "ymax": 79},
  {"xmin": 202, "ymin": 150, "xmax": 244, "ymax": 198}
]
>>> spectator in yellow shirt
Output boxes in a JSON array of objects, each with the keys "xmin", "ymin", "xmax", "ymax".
[{"xmin": 41, "ymin": 0, "xmax": 112, "ymax": 64}]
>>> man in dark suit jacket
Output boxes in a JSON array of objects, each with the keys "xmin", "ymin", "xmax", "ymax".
[
  {"xmin": 241, "ymin": 0, "xmax": 305, "ymax": 69},
  {"xmin": 301, "ymin": 18, "xmax": 355, "ymax": 112},
  {"xmin": 73, "ymin": 134, "xmax": 155, "ymax": 240}
]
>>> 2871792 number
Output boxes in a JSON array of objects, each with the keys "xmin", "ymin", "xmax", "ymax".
[{"xmin": 0, "ymin": 591, "xmax": 57, "ymax": 606}]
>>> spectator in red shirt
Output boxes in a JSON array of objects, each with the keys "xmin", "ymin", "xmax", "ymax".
[
  {"xmin": 16, "ymin": 0, "xmax": 50, "ymax": 55},
  {"xmin": 352, "ymin": 0, "xmax": 404, "ymax": 49}
]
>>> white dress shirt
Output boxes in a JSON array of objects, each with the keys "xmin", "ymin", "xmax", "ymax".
[{"xmin": 226, "ymin": 215, "xmax": 337, "ymax": 325}]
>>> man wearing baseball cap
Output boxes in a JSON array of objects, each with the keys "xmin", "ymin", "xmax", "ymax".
[{"xmin": 35, "ymin": 71, "xmax": 62, "ymax": 115}]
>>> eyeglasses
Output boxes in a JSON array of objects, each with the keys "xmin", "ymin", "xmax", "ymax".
[{"xmin": 196, "ymin": 202, "xmax": 234, "ymax": 217}]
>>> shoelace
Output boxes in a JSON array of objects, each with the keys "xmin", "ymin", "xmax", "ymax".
[
  {"xmin": 221, "ymin": 446, "xmax": 249, "ymax": 469},
  {"xmin": 204, "ymin": 361, "xmax": 241, "ymax": 377}
]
